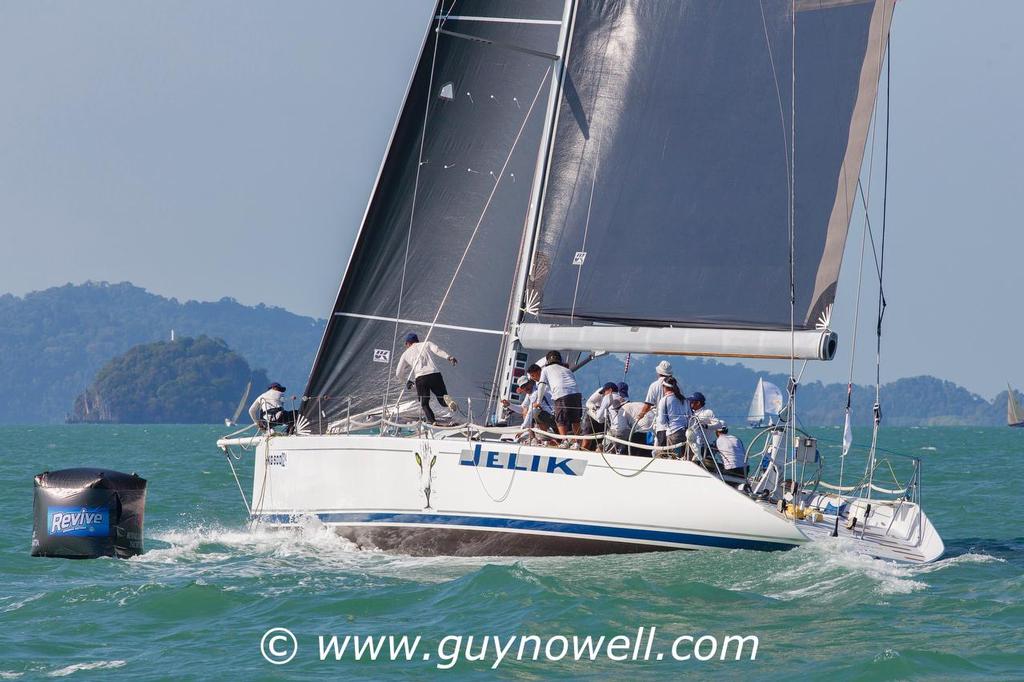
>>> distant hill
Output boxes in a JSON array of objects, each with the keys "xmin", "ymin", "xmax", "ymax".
[
  {"xmin": 2, "ymin": 281, "xmax": 1015, "ymax": 426},
  {"xmin": 576, "ymin": 354, "xmax": 1012, "ymax": 427},
  {"xmin": 0, "ymin": 282, "xmax": 324, "ymax": 424},
  {"xmin": 69, "ymin": 336, "xmax": 269, "ymax": 424}
]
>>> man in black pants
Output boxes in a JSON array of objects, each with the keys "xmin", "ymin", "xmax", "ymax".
[{"xmin": 395, "ymin": 332, "xmax": 459, "ymax": 424}]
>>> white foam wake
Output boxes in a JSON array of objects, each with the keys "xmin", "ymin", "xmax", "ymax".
[{"xmin": 47, "ymin": 660, "xmax": 126, "ymax": 677}]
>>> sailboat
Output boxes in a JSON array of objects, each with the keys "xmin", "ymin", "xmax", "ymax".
[
  {"xmin": 224, "ymin": 381, "xmax": 252, "ymax": 428},
  {"xmin": 1008, "ymin": 384, "xmax": 1024, "ymax": 427},
  {"xmin": 218, "ymin": 0, "xmax": 943, "ymax": 562},
  {"xmin": 748, "ymin": 378, "xmax": 786, "ymax": 427}
]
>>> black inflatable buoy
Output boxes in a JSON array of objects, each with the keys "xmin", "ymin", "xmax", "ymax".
[{"xmin": 31, "ymin": 468, "xmax": 147, "ymax": 559}]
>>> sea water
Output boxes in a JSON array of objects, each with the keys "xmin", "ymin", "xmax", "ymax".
[{"xmin": 0, "ymin": 425, "xmax": 1020, "ymax": 679}]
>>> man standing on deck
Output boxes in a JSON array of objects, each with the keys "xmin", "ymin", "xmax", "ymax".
[
  {"xmin": 395, "ymin": 332, "xmax": 459, "ymax": 424},
  {"xmin": 536, "ymin": 350, "xmax": 584, "ymax": 446}
]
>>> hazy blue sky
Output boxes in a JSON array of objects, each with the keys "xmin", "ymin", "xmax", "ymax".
[{"xmin": 1, "ymin": 1, "xmax": 1021, "ymax": 398}]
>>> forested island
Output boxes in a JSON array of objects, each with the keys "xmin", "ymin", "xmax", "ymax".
[
  {"xmin": 0, "ymin": 281, "xmax": 322, "ymax": 424},
  {"xmin": 68, "ymin": 336, "xmax": 267, "ymax": 424}
]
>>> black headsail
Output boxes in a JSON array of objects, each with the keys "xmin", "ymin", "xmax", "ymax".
[
  {"xmin": 518, "ymin": 0, "xmax": 895, "ymax": 360},
  {"xmin": 302, "ymin": 1, "xmax": 569, "ymax": 431}
]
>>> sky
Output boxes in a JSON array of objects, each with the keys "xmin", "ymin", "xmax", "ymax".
[{"xmin": 0, "ymin": 1, "xmax": 1021, "ymax": 399}]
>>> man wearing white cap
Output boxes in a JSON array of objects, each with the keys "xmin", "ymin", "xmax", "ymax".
[
  {"xmin": 501, "ymin": 374, "xmax": 556, "ymax": 442},
  {"xmin": 638, "ymin": 360, "xmax": 683, "ymax": 447}
]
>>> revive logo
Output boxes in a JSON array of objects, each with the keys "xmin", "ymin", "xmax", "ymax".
[
  {"xmin": 47, "ymin": 506, "xmax": 110, "ymax": 537},
  {"xmin": 459, "ymin": 444, "xmax": 587, "ymax": 476}
]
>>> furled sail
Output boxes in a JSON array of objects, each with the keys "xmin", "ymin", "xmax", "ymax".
[
  {"xmin": 519, "ymin": 0, "xmax": 895, "ymax": 358},
  {"xmin": 302, "ymin": 1, "xmax": 568, "ymax": 430}
]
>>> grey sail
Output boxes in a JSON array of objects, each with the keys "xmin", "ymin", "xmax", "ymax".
[
  {"xmin": 522, "ymin": 0, "xmax": 894, "ymax": 342},
  {"xmin": 302, "ymin": 1, "xmax": 566, "ymax": 430}
]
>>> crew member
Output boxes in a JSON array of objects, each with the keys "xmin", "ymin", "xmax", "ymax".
[
  {"xmin": 598, "ymin": 382, "xmax": 630, "ymax": 454},
  {"xmin": 536, "ymin": 350, "xmax": 583, "ymax": 446},
  {"xmin": 501, "ymin": 374, "xmax": 557, "ymax": 443},
  {"xmin": 686, "ymin": 391, "xmax": 723, "ymax": 462},
  {"xmin": 620, "ymin": 383, "xmax": 656, "ymax": 457},
  {"xmin": 395, "ymin": 332, "xmax": 458, "ymax": 424},
  {"xmin": 656, "ymin": 377, "xmax": 688, "ymax": 458},
  {"xmin": 582, "ymin": 382, "xmax": 619, "ymax": 451},
  {"xmin": 714, "ymin": 423, "xmax": 748, "ymax": 478},
  {"xmin": 639, "ymin": 361, "xmax": 680, "ymax": 447},
  {"xmin": 248, "ymin": 382, "xmax": 298, "ymax": 434}
]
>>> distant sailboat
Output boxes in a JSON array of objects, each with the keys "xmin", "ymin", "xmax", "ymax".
[
  {"xmin": 748, "ymin": 378, "xmax": 785, "ymax": 427},
  {"xmin": 224, "ymin": 381, "xmax": 252, "ymax": 427},
  {"xmin": 1007, "ymin": 384, "xmax": 1024, "ymax": 427}
]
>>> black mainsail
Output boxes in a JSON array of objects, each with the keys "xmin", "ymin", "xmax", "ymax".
[
  {"xmin": 303, "ymin": 1, "xmax": 570, "ymax": 430},
  {"xmin": 518, "ymin": 0, "xmax": 894, "ymax": 359}
]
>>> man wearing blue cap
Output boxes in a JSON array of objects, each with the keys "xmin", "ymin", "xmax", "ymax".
[
  {"xmin": 599, "ymin": 382, "xmax": 631, "ymax": 454},
  {"xmin": 686, "ymin": 392, "xmax": 723, "ymax": 462},
  {"xmin": 395, "ymin": 332, "xmax": 458, "ymax": 424},
  {"xmin": 247, "ymin": 382, "xmax": 298, "ymax": 434}
]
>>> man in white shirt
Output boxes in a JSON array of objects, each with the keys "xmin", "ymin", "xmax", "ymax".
[
  {"xmin": 582, "ymin": 382, "xmax": 619, "ymax": 450},
  {"xmin": 501, "ymin": 373, "xmax": 556, "ymax": 442},
  {"xmin": 599, "ymin": 382, "xmax": 631, "ymax": 454},
  {"xmin": 535, "ymin": 350, "xmax": 583, "ymax": 444},
  {"xmin": 686, "ymin": 392, "xmax": 723, "ymax": 460},
  {"xmin": 638, "ymin": 360, "xmax": 681, "ymax": 447},
  {"xmin": 248, "ymin": 382, "xmax": 297, "ymax": 433},
  {"xmin": 714, "ymin": 423, "xmax": 747, "ymax": 478},
  {"xmin": 394, "ymin": 332, "xmax": 458, "ymax": 424},
  {"xmin": 620, "ymin": 402, "xmax": 653, "ymax": 456}
]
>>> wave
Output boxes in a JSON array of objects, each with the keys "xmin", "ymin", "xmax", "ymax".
[{"xmin": 47, "ymin": 661, "xmax": 126, "ymax": 677}]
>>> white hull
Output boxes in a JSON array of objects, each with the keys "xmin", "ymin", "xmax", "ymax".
[
  {"xmin": 217, "ymin": 433, "xmax": 943, "ymax": 562},
  {"xmin": 229, "ymin": 433, "xmax": 808, "ymax": 555}
]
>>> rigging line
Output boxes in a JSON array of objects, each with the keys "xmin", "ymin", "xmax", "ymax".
[
  {"xmin": 392, "ymin": 63, "xmax": 555, "ymax": 412},
  {"xmin": 758, "ymin": 0, "xmax": 791, "ymax": 199},
  {"xmin": 788, "ymin": 0, "xmax": 797, "ymax": 478},
  {"xmin": 384, "ymin": 0, "xmax": 456, "ymax": 417},
  {"xmin": 867, "ymin": 30, "xmax": 892, "ymax": 501},
  {"xmin": 569, "ymin": 137, "xmax": 600, "ymax": 323},
  {"xmin": 876, "ymin": 30, "xmax": 891, "ymax": 394},
  {"xmin": 857, "ymin": 180, "xmax": 883, "ymax": 280},
  {"xmin": 834, "ymin": 187, "xmax": 872, "ymax": 534}
]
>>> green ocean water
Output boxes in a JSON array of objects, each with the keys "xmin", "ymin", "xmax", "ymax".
[{"xmin": 0, "ymin": 425, "xmax": 1020, "ymax": 680}]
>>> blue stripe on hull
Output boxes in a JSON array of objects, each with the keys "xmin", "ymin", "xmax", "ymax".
[{"xmin": 257, "ymin": 512, "xmax": 797, "ymax": 552}]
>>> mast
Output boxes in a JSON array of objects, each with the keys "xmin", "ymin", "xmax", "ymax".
[{"xmin": 493, "ymin": 0, "xmax": 577, "ymax": 422}]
